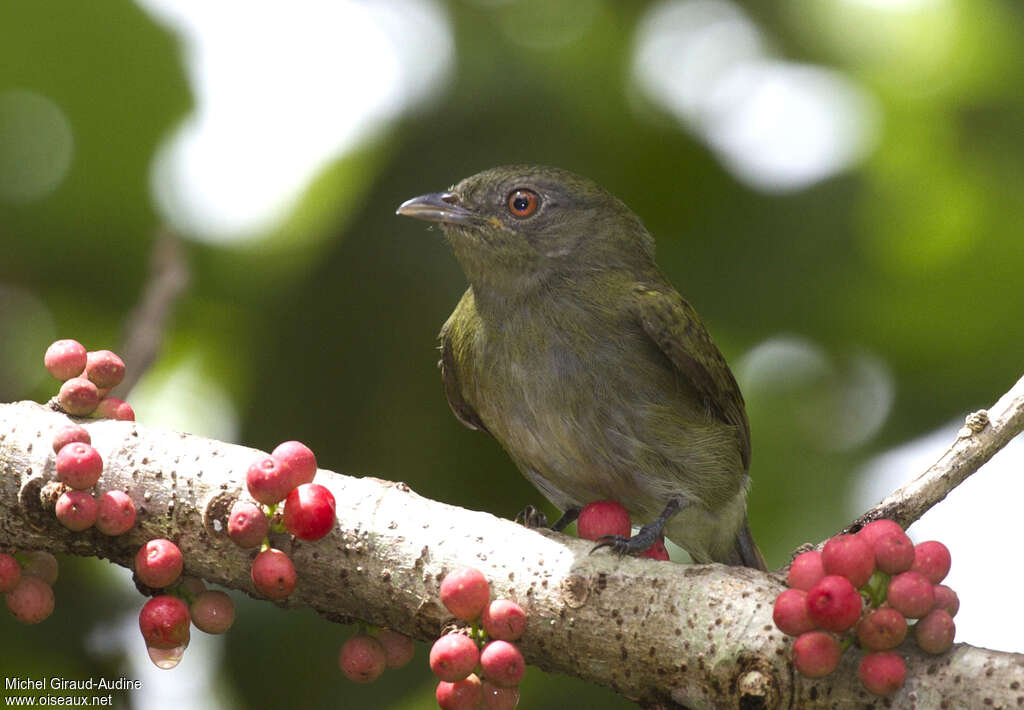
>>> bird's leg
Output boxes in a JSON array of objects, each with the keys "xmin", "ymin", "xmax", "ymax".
[
  {"xmin": 549, "ymin": 506, "xmax": 581, "ymax": 532},
  {"xmin": 591, "ymin": 498, "xmax": 683, "ymax": 556},
  {"xmin": 514, "ymin": 505, "xmax": 581, "ymax": 532}
]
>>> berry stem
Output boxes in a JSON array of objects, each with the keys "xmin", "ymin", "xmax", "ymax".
[
  {"xmin": 176, "ymin": 582, "xmax": 198, "ymax": 605},
  {"xmin": 870, "ymin": 571, "xmax": 891, "ymax": 607}
]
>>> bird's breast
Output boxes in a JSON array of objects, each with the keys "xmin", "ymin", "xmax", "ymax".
[{"xmin": 459, "ymin": 302, "xmax": 698, "ymax": 512}]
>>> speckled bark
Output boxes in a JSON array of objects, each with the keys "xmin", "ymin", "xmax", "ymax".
[
  {"xmin": 2, "ymin": 400, "xmax": 1023, "ymax": 709},
  {"xmin": 849, "ymin": 373, "xmax": 1024, "ymax": 534}
]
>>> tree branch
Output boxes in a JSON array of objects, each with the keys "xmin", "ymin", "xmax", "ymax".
[
  {"xmin": 848, "ymin": 372, "xmax": 1024, "ymax": 533},
  {"xmin": 2, "ymin": 383, "xmax": 1023, "ymax": 708},
  {"xmin": 113, "ymin": 227, "xmax": 189, "ymax": 397}
]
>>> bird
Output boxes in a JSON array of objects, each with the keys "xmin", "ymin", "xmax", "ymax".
[{"xmin": 396, "ymin": 165, "xmax": 765, "ymax": 569}]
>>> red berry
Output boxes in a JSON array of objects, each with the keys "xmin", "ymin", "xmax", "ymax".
[
  {"xmin": 55, "ymin": 490, "xmax": 98, "ymax": 531},
  {"xmin": 52, "ymin": 425, "xmax": 90, "ymax": 453},
  {"xmin": 45, "ymin": 339, "xmax": 87, "ymax": 381},
  {"xmin": 57, "ymin": 377, "xmax": 100, "ymax": 416},
  {"xmin": 481, "ymin": 679, "xmax": 520, "ymax": 710},
  {"xmin": 377, "ymin": 629, "xmax": 416, "ymax": 668},
  {"xmin": 639, "ymin": 537, "xmax": 670, "ymax": 560},
  {"xmin": 872, "ymin": 530, "xmax": 915, "ymax": 575},
  {"xmin": 283, "ymin": 483, "xmax": 336, "ymax": 541},
  {"xmin": 95, "ymin": 490, "xmax": 136, "ymax": 536},
  {"xmin": 436, "ymin": 674, "xmax": 483, "ymax": 710},
  {"xmin": 84, "ymin": 350, "xmax": 125, "ymax": 389},
  {"xmin": 914, "ymin": 609, "xmax": 955, "ymax": 654},
  {"xmin": 933, "ymin": 584, "xmax": 959, "ymax": 617},
  {"xmin": 911, "ymin": 541, "xmax": 951, "ymax": 584},
  {"xmin": 429, "ymin": 632, "xmax": 480, "ymax": 682},
  {"xmin": 180, "ymin": 576, "xmax": 207, "ymax": 597},
  {"xmin": 272, "ymin": 440, "xmax": 317, "ymax": 488},
  {"xmin": 856, "ymin": 607, "xmax": 907, "ymax": 651},
  {"xmin": 22, "ymin": 551, "xmax": 58, "ymax": 584},
  {"xmin": 117, "ymin": 401, "xmax": 136, "ymax": 421},
  {"xmin": 94, "ymin": 397, "xmax": 135, "ymax": 421},
  {"xmin": 190, "ymin": 590, "xmax": 235, "ymax": 634},
  {"xmin": 772, "ymin": 588, "xmax": 815, "ymax": 636},
  {"xmin": 480, "ymin": 640, "xmax": 525, "ymax": 687},
  {"xmin": 887, "ymin": 571, "xmax": 935, "ymax": 619},
  {"xmin": 858, "ymin": 651, "xmax": 906, "ymax": 696},
  {"xmin": 135, "ymin": 539, "xmax": 184, "ymax": 589},
  {"xmin": 822, "ymin": 534, "xmax": 874, "ymax": 588},
  {"xmin": 576, "ymin": 500, "xmax": 631, "ymax": 541},
  {"xmin": 228, "ymin": 501, "xmax": 269, "ymax": 549},
  {"xmin": 245, "ymin": 455, "xmax": 294, "ymax": 505},
  {"xmin": 251, "ymin": 548, "xmax": 296, "ymax": 599},
  {"xmin": 481, "ymin": 599, "xmax": 527, "ymax": 641},
  {"xmin": 93, "ymin": 398, "xmax": 118, "ymax": 419},
  {"xmin": 806, "ymin": 575, "xmax": 862, "ymax": 632},
  {"xmin": 339, "ymin": 634, "xmax": 387, "ymax": 683},
  {"xmin": 0, "ymin": 553, "xmax": 21, "ymax": 593},
  {"xmin": 440, "ymin": 567, "xmax": 490, "ymax": 622},
  {"xmin": 857, "ymin": 519, "xmax": 904, "ymax": 548},
  {"xmin": 5, "ymin": 575, "xmax": 55, "ymax": 624},
  {"xmin": 56, "ymin": 442, "xmax": 103, "ymax": 489},
  {"xmin": 139, "ymin": 595, "xmax": 191, "ymax": 649},
  {"xmin": 792, "ymin": 631, "xmax": 841, "ymax": 678},
  {"xmin": 787, "ymin": 550, "xmax": 825, "ymax": 591}
]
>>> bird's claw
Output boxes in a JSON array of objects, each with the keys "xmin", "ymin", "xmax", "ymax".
[
  {"xmin": 590, "ymin": 521, "xmax": 665, "ymax": 556},
  {"xmin": 590, "ymin": 535, "xmax": 633, "ymax": 556},
  {"xmin": 514, "ymin": 505, "xmax": 549, "ymax": 529}
]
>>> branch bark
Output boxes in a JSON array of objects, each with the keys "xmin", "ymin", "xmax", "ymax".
[
  {"xmin": 113, "ymin": 227, "xmax": 189, "ymax": 397},
  {"xmin": 848, "ymin": 372, "xmax": 1024, "ymax": 533},
  {"xmin": 1, "ymin": 383, "xmax": 1023, "ymax": 708}
]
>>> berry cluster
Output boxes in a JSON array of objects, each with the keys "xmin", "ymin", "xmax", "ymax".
[
  {"xmin": 42, "ymin": 340, "xmax": 139, "ymax": 535},
  {"xmin": 46, "ymin": 339, "xmax": 134, "ymax": 421},
  {"xmin": 576, "ymin": 500, "xmax": 669, "ymax": 560},
  {"xmin": 135, "ymin": 538, "xmax": 237, "ymax": 668},
  {"xmin": 43, "ymin": 339, "xmax": 239, "ymax": 667},
  {"xmin": 51, "ymin": 424, "xmax": 139, "ymax": 534},
  {"xmin": 338, "ymin": 629, "xmax": 416, "ymax": 683},
  {"xmin": 229, "ymin": 441, "xmax": 336, "ymax": 600},
  {"xmin": 423, "ymin": 567, "xmax": 527, "ymax": 710},
  {"xmin": 1, "ymin": 551, "xmax": 59, "ymax": 624},
  {"xmin": 30, "ymin": 340, "xmax": 351, "ymax": 671},
  {"xmin": 133, "ymin": 440, "xmax": 334, "ymax": 668},
  {"xmin": 774, "ymin": 520, "xmax": 958, "ymax": 696}
]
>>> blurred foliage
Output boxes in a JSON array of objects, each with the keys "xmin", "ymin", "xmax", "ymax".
[{"xmin": 1, "ymin": 0, "xmax": 1022, "ymax": 708}]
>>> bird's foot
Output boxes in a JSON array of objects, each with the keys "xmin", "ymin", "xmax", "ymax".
[
  {"xmin": 591, "ymin": 498, "xmax": 682, "ymax": 556},
  {"xmin": 514, "ymin": 505, "xmax": 548, "ymax": 528},
  {"xmin": 515, "ymin": 505, "xmax": 581, "ymax": 532},
  {"xmin": 591, "ymin": 520, "xmax": 665, "ymax": 556}
]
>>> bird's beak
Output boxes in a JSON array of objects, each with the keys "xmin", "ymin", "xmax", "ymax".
[{"xmin": 396, "ymin": 192, "xmax": 476, "ymax": 225}]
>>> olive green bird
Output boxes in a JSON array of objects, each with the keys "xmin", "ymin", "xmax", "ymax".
[{"xmin": 397, "ymin": 165, "xmax": 765, "ymax": 569}]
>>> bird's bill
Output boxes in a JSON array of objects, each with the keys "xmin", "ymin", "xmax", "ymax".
[{"xmin": 396, "ymin": 192, "xmax": 476, "ymax": 225}]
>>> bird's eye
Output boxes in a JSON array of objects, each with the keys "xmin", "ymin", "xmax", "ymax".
[{"xmin": 507, "ymin": 189, "xmax": 539, "ymax": 218}]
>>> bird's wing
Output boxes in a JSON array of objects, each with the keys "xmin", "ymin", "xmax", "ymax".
[
  {"xmin": 631, "ymin": 283, "xmax": 750, "ymax": 468},
  {"xmin": 439, "ymin": 300, "xmax": 491, "ymax": 435}
]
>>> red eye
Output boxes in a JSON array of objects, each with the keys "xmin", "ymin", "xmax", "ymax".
[{"xmin": 507, "ymin": 189, "xmax": 539, "ymax": 218}]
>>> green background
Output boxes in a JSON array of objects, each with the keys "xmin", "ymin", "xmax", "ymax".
[{"xmin": 1, "ymin": 0, "xmax": 1022, "ymax": 707}]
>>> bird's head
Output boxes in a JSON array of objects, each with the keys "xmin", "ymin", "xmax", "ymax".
[{"xmin": 397, "ymin": 165, "xmax": 654, "ymax": 297}]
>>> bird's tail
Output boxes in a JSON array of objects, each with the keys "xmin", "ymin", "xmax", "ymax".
[{"xmin": 730, "ymin": 517, "xmax": 767, "ymax": 570}]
